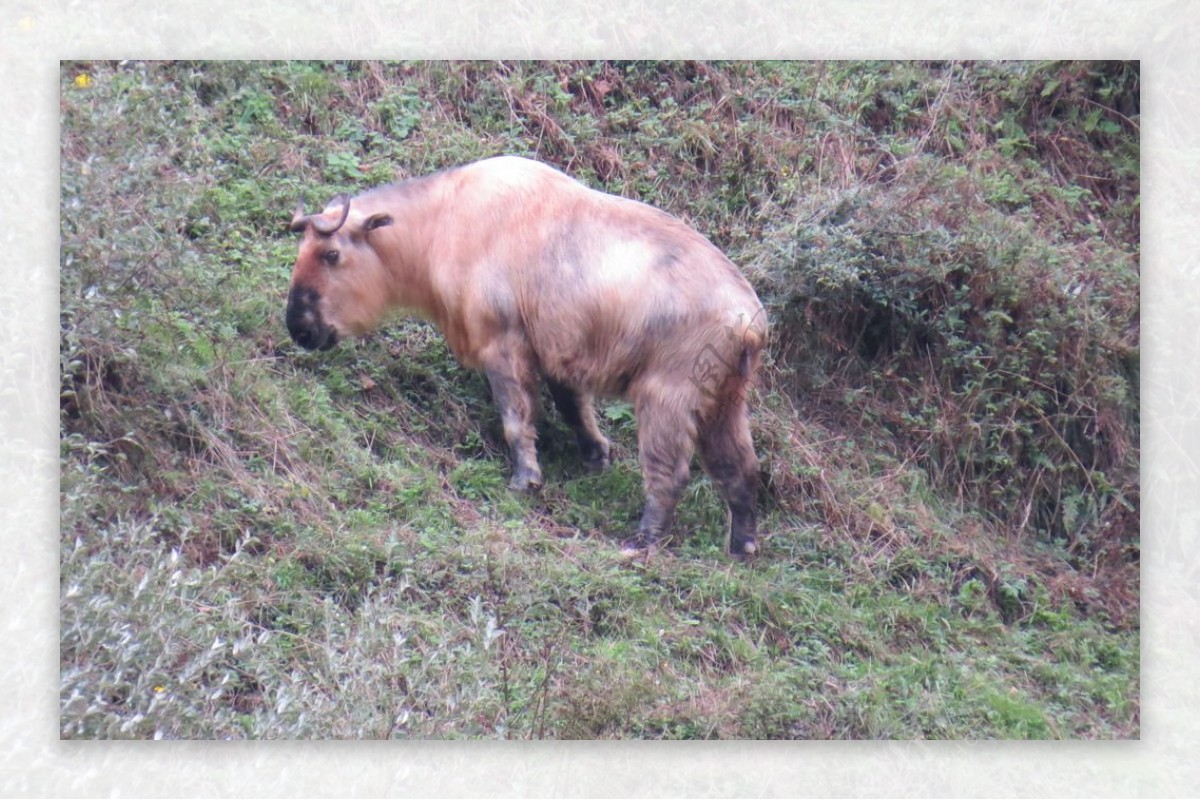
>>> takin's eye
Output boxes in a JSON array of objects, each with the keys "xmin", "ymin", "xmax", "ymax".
[{"xmin": 320, "ymin": 249, "xmax": 340, "ymax": 267}]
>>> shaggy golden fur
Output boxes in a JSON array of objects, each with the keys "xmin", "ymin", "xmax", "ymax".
[{"xmin": 287, "ymin": 156, "xmax": 767, "ymax": 556}]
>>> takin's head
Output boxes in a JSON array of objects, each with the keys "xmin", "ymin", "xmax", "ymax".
[{"xmin": 286, "ymin": 195, "xmax": 395, "ymax": 351}]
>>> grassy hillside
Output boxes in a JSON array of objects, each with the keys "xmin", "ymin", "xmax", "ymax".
[{"xmin": 59, "ymin": 60, "xmax": 1139, "ymax": 739}]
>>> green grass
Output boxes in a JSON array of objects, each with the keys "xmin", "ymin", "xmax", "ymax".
[{"xmin": 60, "ymin": 60, "xmax": 1139, "ymax": 739}]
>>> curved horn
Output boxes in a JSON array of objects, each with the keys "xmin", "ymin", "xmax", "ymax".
[
  {"xmin": 288, "ymin": 201, "xmax": 309, "ymax": 233},
  {"xmin": 311, "ymin": 195, "xmax": 351, "ymax": 236}
]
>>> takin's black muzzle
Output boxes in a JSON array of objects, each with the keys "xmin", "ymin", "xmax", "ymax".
[{"xmin": 286, "ymin": 286, "xmax": 338, "ymax": 351}]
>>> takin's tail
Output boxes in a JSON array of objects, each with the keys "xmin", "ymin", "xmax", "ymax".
[{"xmin": 738, "ymin": 326, "xmax": 766, "ymax": 381}]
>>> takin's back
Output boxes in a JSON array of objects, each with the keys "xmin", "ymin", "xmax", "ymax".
[{"xmin": 375, "ymin": 156, "xmax": 767, "ymax": 402}]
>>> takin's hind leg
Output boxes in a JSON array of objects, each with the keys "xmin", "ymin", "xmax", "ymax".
[
  {"xmin": 546, "ymin": 378, "xmax": 611, "ymax": 472},
  {"xmin": 620, "ymin": 395, "xmax": 696, "ymax": 556},
  {"xmin": 479, "ymin": 335, "xmax": 544, "ymax": 493},
  {"xmin": 697, "ymin": 395, "xmax": 761, "ymax": 558}
]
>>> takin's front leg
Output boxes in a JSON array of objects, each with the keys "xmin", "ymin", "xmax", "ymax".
[
  {"xmin": 546, "ymin": 378, "xmax": 611, "ymax": 473},
  {"xmin": 479, "ymin": 335, "xmax": 544, "ymax": 493}
]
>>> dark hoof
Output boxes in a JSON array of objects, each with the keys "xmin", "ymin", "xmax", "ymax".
[
  {"xmin": 618, "ymin": 531, "xmax": 662, "ymax": 559},
  {"xmin": 508, "ymin": 470, "xmax": 544, "ymax": 494},
  {"xmin": 729, "ymin": 537, "xmax": 759, "ymax": 559},
  {"xmin": 584, "ymin": 453, "xmax": 611, "ymax": 473},
  {"xmin": 582, "ymin": 440, "xmax": 611, "ymax": 473}
]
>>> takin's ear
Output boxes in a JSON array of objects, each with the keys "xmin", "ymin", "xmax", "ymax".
[{"xmin": 363, "ymin": 213, "xmax": 394, "ymax": 232}]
